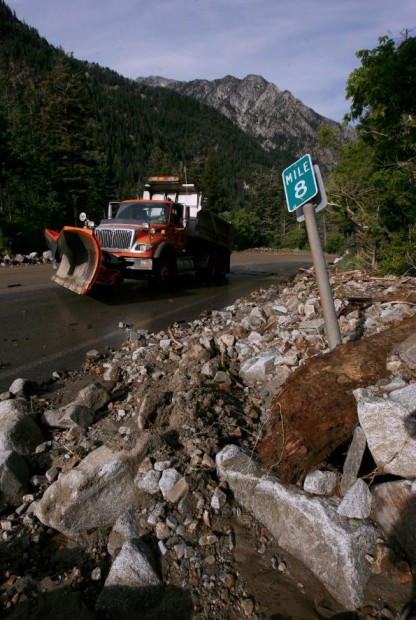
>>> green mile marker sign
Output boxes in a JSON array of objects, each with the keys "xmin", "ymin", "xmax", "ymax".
[{"xmin": 282, "ymin": 153, "xmax": 318, "ymax": 212}]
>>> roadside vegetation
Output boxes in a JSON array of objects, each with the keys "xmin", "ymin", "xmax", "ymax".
[{"xmin": 0, "ymin": 1, "xmax": 415, "ymax": 274}]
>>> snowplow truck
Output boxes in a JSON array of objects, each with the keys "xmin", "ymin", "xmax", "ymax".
[{"xmin": 45, "ymin": 176, "xmax": 233, "ymax": 295}]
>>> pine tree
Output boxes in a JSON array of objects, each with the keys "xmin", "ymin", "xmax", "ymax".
[
  {"xmin": 201, "ymin": 147, "xmax": 226, "ymax": 213},
  {"xmin": 36, "ymin": 54, "xmax": 107, "ymax": 226}
]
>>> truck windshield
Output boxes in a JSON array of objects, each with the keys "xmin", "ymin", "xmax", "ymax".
[{"xmin": 115, "ymin": 202, "xmax": 169, "ymax": 224}]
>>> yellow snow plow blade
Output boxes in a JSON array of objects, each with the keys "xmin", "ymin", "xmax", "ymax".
[{"xmin": 45, "ymin": 227, "xmax": 102, "ymax": 295}]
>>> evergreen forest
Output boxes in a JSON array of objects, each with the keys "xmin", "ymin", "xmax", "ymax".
[{"xmin": 0, "ymin": 1, "xmax": 415, "ymax": 275}]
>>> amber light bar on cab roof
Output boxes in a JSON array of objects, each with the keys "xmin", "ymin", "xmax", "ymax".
[{"xmin": 147, "ymin": 176, "xmax": 181, "ymax": 183}]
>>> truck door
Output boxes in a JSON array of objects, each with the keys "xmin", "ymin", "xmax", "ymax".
[{"xmin": 170, "ymin": 204, "xmax": 186, "ymax": 252}]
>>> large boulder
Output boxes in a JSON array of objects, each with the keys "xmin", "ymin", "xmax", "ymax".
[
  {"xmin": 96, "ymin": 538, "xmax": 162, "ymax": 612},
  {"xmin": 355, "ymin": 387, "xmax": 416, "ymax": 479},
  {"xmin": 41, "ymin": 403, "xmax": 95, "ymax": 429},
  {"xmin": 35, "ymin": 435, "xmax": 151, "ymax": 537},
  {"xmin": 0, "ymin": 400, "xmax": 44, "ymax": 455},
  {"xmin": 216, "ymin": 445, "xmax": 378, "ymax": 610}
]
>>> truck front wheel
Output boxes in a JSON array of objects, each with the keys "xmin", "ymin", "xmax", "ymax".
[{"xmin": 150, "ymin": 256, "xmax": 175, "ymax": 290}]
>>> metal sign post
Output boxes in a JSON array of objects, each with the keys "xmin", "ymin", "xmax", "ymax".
[
  {"xmin": 302, "ymin": 202, "xmax": 341, "ymax": 350},
  {"xmin": 282, "ymin": 155, "xmax": 341, "ymax": 350}
]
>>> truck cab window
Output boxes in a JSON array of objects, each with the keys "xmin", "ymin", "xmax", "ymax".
[{"xmin": 116, "ymin": 203, "xmax": 149, "ymax": 222}]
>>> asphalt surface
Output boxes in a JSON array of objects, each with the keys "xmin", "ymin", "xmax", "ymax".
[{"xmin": 0, "ymin": 252, "xmax": 313, "ymax": 392}]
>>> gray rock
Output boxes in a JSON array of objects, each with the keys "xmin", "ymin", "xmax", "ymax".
[
  {"xmin": 85, "ymin": 349, "xmax": 102, "ymax": 360},
  {"xmin": 155, "ymin": 522, "xmax": 170, "ymax": 540},
  {"xmin": 137, "ymin": 469, "xmax": 161, "ymax": 495},
  {"xmin": 153, "ymin": 460, "xmax": 172, "ymax": 472},
  {"xmin": 298, "ymin": 319, "xmax": 325, "ymax": 333},
  {"xmin": 102, "ymin": 362, "xmax": 120, "ymax": 382},
  {"xmin": 0, "ymin": 400, "xmax": 44, "ymax": 455},
  {"xmin": 397, "ymin": 334, "xmax": 416, "ymax": 370},
  {"xmin": 74, "ymin": 382, "xmax": 110, "ymax": 412},
  {"xmin": 42, "ymin": 403, "xmax": 94, "ymax": 429},
  {"xmin": 304, "ymin": 300, "xmax": 317, "ymax": 318},
  {"xmin": 247, "ymin": 331, "xmax": 263, "ymax": 344},
  {"xmin": 211, "ymin": 486, "xmax": 227, "ymax": 510},
  {"xmin": 174, "ymin": 542, "xmax": 189, "ymax": 559},
  {"xmin": 159, "ymin": 468, "xmax": 181, "ymax": 500},
  {"xmin": 216, "ymin": 444, "xmax": 377, "ymax": 609},
  {"xmin": 147, "ymin": 502, "xmax": 166, "ymax": 526},
  {"xmin": 166, "ymin": 476, "xmax": 189, "ymax": 504},
  {"xmin": 341, "ymin": 426, "xmax": 367, "ymax": 495},
  {"xmin": 248, "ymin": 306, "xmax": 267, "ymax": 328},
  {"xmin": 303, "ymin": 470, "xmax": 338, "ymax": 496},
  {"xmin": 282, "ymin": 349, "xmax": 299, "ymax": 366},
  {"xmin": 355, "ymin": 392, "xmax": 416, "ymax": 478},
  {"xmin": 0, "ymin": 450, "xmax": 28, "ymax": 507},
  {"xmin": 216, "ymin": 333, "xmax": 235, "ymax": 350},
  {"xmin": 107, "ymin": 508, "xmax": 139, "ymax": 556},
  {"xmin": 42, "ymin": 250, "xmax": 52, "ymax": 262},
  {"xmin": 35, "ymin": 437, "xmax": 150, "ymax": 536},
  {"xmin": 389, "ymin": 383, "xmax": 416, "ymax": 412},
  {"xmin": 213, "ymin": 370, "xmax": 231, "ymax": 385},
  {"xmin": 201, "ymin": 359, "xmax": 219, "ymax": 377},
  {"xmin": 96, "ymin": 538, "xmax": 162, "ymax": 612},
  {"xmin": 337, "ymin": 479, "xmax": 373, "ymax": 519},
  {"xmin": 8, "ymin": 378, "xmax": 39, "ymax": 399},
  {"xmin": 239, "ymin": 350, "xmax": 282, "ymax": 384}
]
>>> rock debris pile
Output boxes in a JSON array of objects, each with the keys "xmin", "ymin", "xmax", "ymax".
[
  {"xmin": 0, "ymin": 252, "xmax": 52, "ymax": 267},
  {"xmin": 1, "ymin": 266, "xmax": 416, "ymax": 619}
]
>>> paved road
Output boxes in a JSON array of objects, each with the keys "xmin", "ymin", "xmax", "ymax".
[{"xmin": 0, "ymin": 252, "xmax": 313, "ymax": 391}]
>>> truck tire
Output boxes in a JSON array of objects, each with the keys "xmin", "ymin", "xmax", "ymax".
[
  {"xmin": 214, "ymin": 250, "xmax": 229, "ymax": 280},
  {"xmin": 150, "ymin": 256, "xmax": 175, "ymax": 290},
  {"xmin": 207, "ymin": 250, "xmax": 229, "ymax": 282}
]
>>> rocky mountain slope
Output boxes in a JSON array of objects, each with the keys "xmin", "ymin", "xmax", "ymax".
[
  {"xmin": 137, "ymin": 74, "xmax": 356, "ymax": 169},
  {"xmin": 1, "ymin": 262, "xmax": 416, "ymax": 618}
]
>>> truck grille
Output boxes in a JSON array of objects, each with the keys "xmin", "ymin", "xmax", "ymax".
[{"xmin": 95, "ymin": 228, "xmax": 134, "ymax": 250}]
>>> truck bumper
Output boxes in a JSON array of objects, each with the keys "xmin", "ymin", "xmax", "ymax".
[{"xmin": 124, "ymin": 257, "xmax": 153, "ymax": 272}]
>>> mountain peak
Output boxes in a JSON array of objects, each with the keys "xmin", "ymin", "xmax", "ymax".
[
  {"xmin": 136, "ymin": 74, "xmax": 355, "ymax": 169},
  {"xmin": 136, "ymin": 75, "xmax": 181, "ymax": 88}
]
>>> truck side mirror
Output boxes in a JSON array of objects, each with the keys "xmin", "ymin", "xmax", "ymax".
[{"xmin": 183, "ymin": 206, "xmax": 190, "ymax": 227}]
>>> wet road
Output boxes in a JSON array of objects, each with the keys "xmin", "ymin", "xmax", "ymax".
[{"xmin": 0, "ymin": 252, "xmax": 313, "ymax": 391}]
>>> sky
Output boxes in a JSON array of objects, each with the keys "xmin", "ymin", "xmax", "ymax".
[{"xmin": 5, "ymin": 0, "xmax": 416, "ymax": 123}]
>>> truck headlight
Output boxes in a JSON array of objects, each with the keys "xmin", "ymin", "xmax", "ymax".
[{"xmin": 134, "ymin": 243, "xmax": 153, "ymax": 252}]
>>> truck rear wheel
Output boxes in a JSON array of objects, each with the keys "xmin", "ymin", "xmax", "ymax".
[
  {"xmin": 207, "ymin": 250, "xmax": 229, "ymax": 281},
  {"xmin": 214, "ymin": 250, "xmax": 229, "ymax": 280}
]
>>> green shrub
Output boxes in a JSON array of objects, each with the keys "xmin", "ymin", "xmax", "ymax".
[
  {"xmin": 325, "ymin": 232, "xmax": 346, "ymax": 254},
  {"xmin": 377, "ymin": 232, "xmax": 416, "ymax": 275},
  {"xmin": 281, "ymin": 224, "xmax": 307, "ymax": 250},
  {"xmin": 231, "ymin": 209, "xmax": 262, "ymax": 250}
]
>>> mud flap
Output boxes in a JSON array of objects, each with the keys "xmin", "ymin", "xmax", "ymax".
[{"xmin": 44, "ymin": 227, "xmax": 103, "ymax": 295}]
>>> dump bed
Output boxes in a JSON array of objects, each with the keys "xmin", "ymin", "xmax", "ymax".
[{"xmin": 187, "ymin": 209, "xmax": 233, "ymax": 251}]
